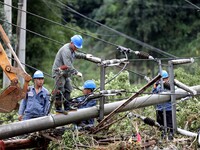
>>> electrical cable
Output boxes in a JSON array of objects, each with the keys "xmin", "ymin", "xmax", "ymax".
[
  {"xmin": 0, "ymin": 18, "xmax": 150, "ymax": 82},
  {"xmin": 40, "ymin": 0, "xmax": 117, "ymax": 48},
  {"xmin": 76, "ymin": 52, "xmax": 129, "ymax": 104},
  {"xmin": 117, "ymin": 65, "xmax": 146, "ymax": 78},
  {"xmin": 0, "ymin": 1, "xmax": 179, "ymax": 81},
  {"xmin": 129, "ymin": 56, "xmax": 200, "ymax": 61},
  {"xmin": 0, "ymin": 18, "xmax": 64, "ymax": 46},
  {"xmin": 55, "ymin": 0, "xmax": 177, "ymax": 58},
  {"xmin": 94, "ymin": 52, "xmax": 128, "ymax": 92},
  {"xmin": 71, "ymin": 77, "xmax": 83, "ymax": 92},
  {"xmin": 147, "ymin": 2, "xmax": 199, "ymax": 9},
  {"xmin": 125, "ymin": 91, "xmax": 195, "ymax": 96},
  {"xmin": 0, "ymin": 1, "xmax": 117, "ymax": 50},
  {"xmin": 7, "ymin": 55, "xmax": 53, "ymax": 79},
  {"xmin": 1, "ymin": 1, "xmax": 197, "ymax": 61},
  {"xmin": 1, "ymin": 1, "xmax": 195, "ymax": 83},
  {"xmin": 185, "ymin": 0, "xmax": 200, "ymax": 10}
]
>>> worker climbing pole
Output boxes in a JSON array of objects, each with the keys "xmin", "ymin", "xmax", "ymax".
[{"xmin": 49, "ymin": 65, "xmax": 76, "ymax": 114}]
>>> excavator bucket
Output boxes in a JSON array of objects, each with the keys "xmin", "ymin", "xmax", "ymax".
[
  {"xmin": 0, "ymin": 25, "xmax": 32, "ymax": 113},
  {"xmin": 0, "ymin": 84, "xmax": 25, "ymax": 113}
]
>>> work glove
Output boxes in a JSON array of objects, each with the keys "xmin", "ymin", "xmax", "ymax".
[
  {"xmin": 18, "ymin": 115, "xmax": 23, "ymax": 121},
  {"xmin": 76, "ymin": 72, "xmax": 82, "ymax": 77},
  {"xmin": 86, "ymin": 54, "xmax": 93, "ymax": 59},
  {"xmin": 59, "ymin": 65, "xmax": 68, "ymax": 70}
]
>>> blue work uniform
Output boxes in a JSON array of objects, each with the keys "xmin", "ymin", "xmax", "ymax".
[
  {"xmin": 152, "ymin": 83, "xmax": 172, "ymax": 111},
  {"xmin": 18, "ymin": 85, "xmax": 50, "ymax": 120},
  {"xmin": 152, "ymin": 82, "xmax": 173, "ymax": 133},
  {"xmin": 75, "ymin": 95, "xmax": 96, "ymax": 125}
]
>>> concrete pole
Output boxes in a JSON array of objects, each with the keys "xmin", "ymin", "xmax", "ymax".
[
  {"xmin": 3, "ymin": 0, "xmax": 12, "ymax": 88},
  {"xmin": 158, "ymin": 59, "xmax": 167, "ymax": 133},
  {"xmin": 17, "ymin": 0, "xmax": 26, "ymax": 85},
  {"xmin": 0, "ymin": 85, "xmax": 200, "ymax": 139},
  {"xmin": 99, "ymin": 65, "xmax": 106, "ymax": 120},
  {"xmin": 168, "ymin": 61, "xmax": 177, "ymax": 133}
]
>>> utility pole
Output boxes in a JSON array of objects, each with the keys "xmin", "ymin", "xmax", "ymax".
[
  {"xmin": 3, "ymin": 0, "xmax": 12, "ymax": 88},
  {"xmin": 1, "ymin": 84, "xmax": 200, "ymax": 139},
  {"xmin": 168, "ymin": 58, "xmax": 194, "ymax": 134},
  {"xmin": 99, "ymin": 65, "xmax": 106, "ymax": 120},
  {"xmin": 16, "ymin": 0, "xmax": 27, "ymax": 85}
]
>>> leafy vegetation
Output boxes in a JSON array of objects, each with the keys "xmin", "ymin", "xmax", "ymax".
[
  {"xmin": 0, "ymin": 0, "xmax": 200, "ymax": 149},
  {"xmin": 48, "ymin": 66, "xmax": 200, "ymax": 149}
]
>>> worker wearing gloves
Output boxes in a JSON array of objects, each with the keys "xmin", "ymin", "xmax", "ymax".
[
  {"xmin": 152, "ymin": 70, "xmax": 173, "ymax": 140},
  {"xmin": 52, "ymin": 35, "xmax": 93, "ymax": 112},
  {"xmin": 74, "ymin": 80, "xmax": 97, "ymax": 130},
  {"xmin": 18, "ymin": 70, "xmax": 50, "ymax": 121}
]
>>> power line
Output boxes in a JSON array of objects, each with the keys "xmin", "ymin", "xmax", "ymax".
[
  {"xmin": 185, "ymin": 0, "xmax": 200, "ymax": 10},
  {"xmin": 0, "ymin": 2, "xmax": 195, "ymax": 61},
  {"xmin": 0, "ymin": 20, "xmax": 149, "ymax": 81},
  {"xmin": 0, "ymin": 19, "xmax": 150, "ymax": 81},
  {"xmin": 0, "ymin": 1, "xmax": 117, "ymax": 48},
  {"xmin": 7, "ymin": 56, "xmax": 53, "ymax": 79},
  {"xmin": 0, "ymin": 1, "xmax": 179, "ymax": 82},
  {"xmin": 0, "ymin": 18, "xmax": 65, "ymax": 46},
  {"xmin": 55, "ymin": 0, "xmax": 177, "ymax": 58},
  {"xmin": 147, "ymin": 2, "xmax": 199, "ymax": 10},
  {"xmin": 128, "ymin": 57, "xmax": 199, "ymax": 61},
  {"xmin": 117, "ymin": 65, "xmax": 147, "ymax": 78},
  {"xmin": 0, "ymin": 1, "xmax": 178, "ymax": 59}
]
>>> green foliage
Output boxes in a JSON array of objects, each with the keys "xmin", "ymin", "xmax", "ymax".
[
  {"xmin": 1, "ymin": 1, "xmax": 200, "ymax": 148},
  {"xmin": 177, "ymin": 97, "xmax": 200, "ymax": 131},
  {"xmin": 174, "ymin": 66, "xmax": 200, "ymax": 131},
  {"xmin": 70, "ymin": 71, "xmax": 137, "ymax": 100},
  {"xmin": 49, "ymin": 129, "xmax": 98, "ymax": 149},
  {"xmin": 0, "ymin": 111, "xmax": 18, "ymax": 125},
  {"xmin": 174, "ymin": 64, "xmax": 200, "ymax": 86}
]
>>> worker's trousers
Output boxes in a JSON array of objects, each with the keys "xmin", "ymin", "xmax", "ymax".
[{"xmin": 54, "ymin": 75, "xmax": 73, "ymax": 111}]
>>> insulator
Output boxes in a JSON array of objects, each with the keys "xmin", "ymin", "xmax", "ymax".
[
  {"xmin": 135, "ymin": 51, "xmax": 154, "ymax": 59},
  {"xmin": 102, "ymin": 58, "xmax": 128, "ymax": 66},
  {"xmin": 117, "ymin": 45, "xmax": 132, "ymax": 53},
  {"xmin": 143, "ymin": 117, "xmax": 156, "ymax": 126},
  {"xmin": 100, "ymin": 89, "xmax": 126, "ymax": 95},
  {"xmin": 87, "ymin": 56, "xmax": 102, "ymax": 63},
  {"xmin": 171, "ymin": 58, "xmax": 194, "ymax": 65}
]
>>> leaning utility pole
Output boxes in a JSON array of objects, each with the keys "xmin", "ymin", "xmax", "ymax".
[
  {"xmin": 3, "ymin": 0, "xmax": 12, "ymax": 88},
  {"xmin": 16, "ymin": 0, "xmax": 27, "ymax": 85},
  {"xmin": 1, "ymin": 85, "xmax": 200, "ymax": 139}
]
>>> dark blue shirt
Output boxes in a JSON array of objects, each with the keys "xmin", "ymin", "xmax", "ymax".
[
  {"xmin": 18, "ymin": 85, "xmax": 50, "ymax": 120},
  {"xmin": 152, "ymin": 83, "xmax": 172, "ymax": 111},
  {"xmin": 76, "ymin": 95, "xmax": 96, "ymax": 125}
]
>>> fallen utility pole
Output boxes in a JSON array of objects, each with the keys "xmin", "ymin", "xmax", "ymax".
[
  {"xmin": 91, "ymin": 74, "xmax": 161, "ymax": 134},
  {"xmin": 0, "ymin": 85, "xmax": 200, "ymax": 139}
]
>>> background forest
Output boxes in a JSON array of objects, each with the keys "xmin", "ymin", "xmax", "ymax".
[
  {"xmin": 1, "ymin": 0, "xmax": 200, "ymax": 86},
  {"xmin": 0, "ymin": 0, "xmax": 200, "ymax": 149}
]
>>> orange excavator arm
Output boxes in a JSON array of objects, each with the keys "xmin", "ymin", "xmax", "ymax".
[{"xmin": 0, "ymin": 25, "xmax": 32, "ymax": 113}]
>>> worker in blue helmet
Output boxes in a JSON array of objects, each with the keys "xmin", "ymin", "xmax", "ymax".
[
  {"xmin": 74, "ymin": 80, "xmax": 97, "ymax": 130},
  {"xmin": 18, "ymin": 70, "xmax": 50, "ymax": 120},
  {"xmin": 152, "ymin": 70, "xmax": 173, "ymax": 140},
  {"xmin": 52, "ymin": 35, "xmax": 96, "ymax": 112}
]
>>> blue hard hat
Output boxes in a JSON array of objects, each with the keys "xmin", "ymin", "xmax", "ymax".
[
  {"xmin": 83, "ymin": 80, "xmax": 96, "ymax": 89},
  {"xmin": 71, "ymin": 35, "xmax": 83, "ymax": 49},
  {"xmin": 161, "ymin": 70, "xmax": 168, "ymax": 79},
  {"xmin": 33, "ymin": 70, "xmax": 44, "ymax": 79}
]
